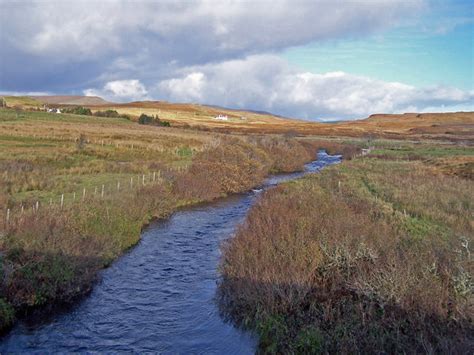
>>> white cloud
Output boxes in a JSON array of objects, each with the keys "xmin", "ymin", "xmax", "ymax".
[
  {"xmin": 84, "ymin": 80, "xmax": 149, "ymax": 102},
  {"xmin": 3, "ymin": 0, "xmax": 470, "ymax": 121},
  {"xmin": 155, "ymin": 55, "xmax": 474, "ymax": 120},
  {"xmin": 1, "ymin": 0, "xmax": 424, "ymax": 63}
]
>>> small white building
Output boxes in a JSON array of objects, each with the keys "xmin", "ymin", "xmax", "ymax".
[{"xmin": 214, "ymin": 114, "xmax": 228, "ymax": 121}]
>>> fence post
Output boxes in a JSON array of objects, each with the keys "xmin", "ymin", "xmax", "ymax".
[
  {"xmin": 153, "ymin": 172, "xmax": 156, "ymax": 182},
  {"xmin": 61, "ymin": 194, "xmax": 64, "ymax": 208},
  {"xmin": 94, "ymin": 187, "xmax": 98, "ymax": 196},
  {"xmin": 142, "ymin": 174, "xmax": 145, "ymax": 185},
  {"xmin": 130, "ymin": 177, "xmax": 133, "ymax": 189},
  {"xmin": 21, "ymin": 205, "xmax": 24, "ymax": 214},
  {"xmin": 83, "ymin": 187, "xmax": 86, "ymax": 200},
  {"xmin": 36, "ymin": 201, "xmax": 39, "ymax": 212},
  {"xmin": 101, "ymin": 185, "xmax": 105, "ymax": 198},
  {"xmin": 6, "ymin": 208, "xmax": 10, "ymax": 224},
  {"xmin": 73, "ymin": 192, "xmax": 76, "ymax": 201}
]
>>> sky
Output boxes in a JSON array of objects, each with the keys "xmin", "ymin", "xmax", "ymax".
[{"xmin": 0, "ymin": 0, "xmax": 473, "ymax": 121}]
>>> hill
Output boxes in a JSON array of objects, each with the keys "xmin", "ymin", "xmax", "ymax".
[
  {"xmin": 3, "ymin": 95, "xmax": 473, "ymax": 141},
  {"xmin": 29, "ymin": 95, "xmax": 113, "ymax": 106}
]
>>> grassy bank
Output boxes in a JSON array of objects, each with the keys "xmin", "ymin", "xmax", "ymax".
[
  {"xmin": 0, "ymin": 108, "xmax": 317, "ymax": 332},
  {"xmin": 219, "ymin": 140, "xmax": 473, "ymax": 353}
]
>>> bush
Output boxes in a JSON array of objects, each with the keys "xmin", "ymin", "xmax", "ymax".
[
  {"xmin": 219, "ymin": 153, "xmax": 473, "ymax": 353},
  {"xmin": 138, "ymin": 113, "xmax": 154, "ymax": 125},
  {"xmin": 63, "ymin": 106, "xmax": 92, "ymax": 116},
  {"xmin": 173, "ymin": 137, "xmax": 314, "ymax": 202},
  {"xmin": 0, "ymin": 297, "xmax": 15, "ymax": 332},
  {"xmin": 138, "ymin": 113, "xmax": 170, "ymax": 127},
  {"xmin": 94, "ymin": 110, "xmax": 130, "ymax": 120}
]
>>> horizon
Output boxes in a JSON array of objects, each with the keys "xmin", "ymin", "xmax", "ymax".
[{"xmin": 1, "ymin": 0, "xmax": 473, "ymax": 121}]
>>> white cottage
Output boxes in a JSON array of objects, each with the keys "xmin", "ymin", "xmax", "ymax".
[{"xmin": 214, "ymin": 114, "xmax": 228, "ymax": 121}]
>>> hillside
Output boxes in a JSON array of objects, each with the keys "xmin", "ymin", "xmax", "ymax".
[
  {"xmin": 29, "ymin": 95, "xmax": 113, "ymax": 106},
  {"xmin": 2, "ymin": 95, "xmax": 473, "ymax": 141}
]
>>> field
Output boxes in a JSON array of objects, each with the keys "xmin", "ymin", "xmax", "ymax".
[
  {"xmin": 0, "ymin": 107, "xmax": 318, "ymax": 331},
  {"xmin": 4, "ymin": 96, "xmax": 474, "ymax": 140},
  {"xmin": 219, "ymin": 140, "xmax": 474, "ymax": 353},
  {"xmin": 0, "ymin": 97, "xmax": 472, "ymax": 351}
]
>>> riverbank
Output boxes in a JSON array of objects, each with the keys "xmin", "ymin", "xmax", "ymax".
[
  {"xmin": 219, "ymin": 140, "xmax": 473, "ymax": 353},
  {"xmin": 0, "ymin": 113, "xmax": 335, "ymax": 333},
  {"xmin": 0, "ymin": 151, "xmax": 343, "ymax": 352}
]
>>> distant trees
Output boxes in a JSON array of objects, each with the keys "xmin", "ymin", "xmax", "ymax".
[
  {"xmin": 62, "ymin": 107, "xmax": 131, "ymax": 120},
  {"xmin": 138, "ymin": 113, "xmax": 170, "ymax": 127},
  {"xmin": 61, "ymin": 107, "xmax": 167, "ymax": 126},
  {"xmin": 93, "ymin": 109, "xmax": 130, "ymax": 120},
  {"xmin": 62, "ymin": 106, "xmax": 92, "ymax": 115}
]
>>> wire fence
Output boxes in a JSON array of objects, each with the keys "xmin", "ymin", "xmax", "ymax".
[{"xmin": 0, "ymin": 166, "xmax": 191, "ymax": 234}]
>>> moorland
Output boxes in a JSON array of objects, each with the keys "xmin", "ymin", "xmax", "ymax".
[{"xmin": 0, "ymin": 96, "xmax": 472, "ymax": 353}]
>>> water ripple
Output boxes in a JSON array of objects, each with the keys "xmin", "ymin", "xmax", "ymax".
[{"xmin": 0, "ymin": 151, "xmax": 340, "ymax": 353}]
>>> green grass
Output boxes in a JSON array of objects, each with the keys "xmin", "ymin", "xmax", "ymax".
[{"xmin": 1, "ymin": 96, "xmax": 43, "ymax": 109}]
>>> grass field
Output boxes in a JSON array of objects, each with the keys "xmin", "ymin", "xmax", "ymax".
[
  {"xmin": 0, "ymin": 99, "xmax": 472, "ymax": 350},
  {"xmin": 3, "ymin": 96, "xmax": 474, "ymax": 140},
  {"xmin": 219, "ymin": 140, "xmax": 474, "ymax": 353},
  {"xmin": 0, "ymin": 107, "xmax": 319, "ymax": 332},
  {"xmin": 0, "ymin": 107, "xmax": 213, "ymax": 205}
]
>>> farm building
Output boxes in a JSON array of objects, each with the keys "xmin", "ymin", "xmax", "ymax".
[{"xmin": 214, "ymin": 114, "xmax": 228, "ymax": 121}]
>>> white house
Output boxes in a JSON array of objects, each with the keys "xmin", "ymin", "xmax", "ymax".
[{"xmin": 214, "ymin": 114, "xmax": 228, "ymax": 121}]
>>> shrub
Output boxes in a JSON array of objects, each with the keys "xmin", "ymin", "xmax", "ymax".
[
  {"xmin": 138, "ymin": 113, "xmax": 153, "ymax": 124},
  {"xmin": 94, "ymin": 110, "xmax": 130, "ymax": 120},
  {"xmin": 173, "ymin": 137, "xmax": 315, "ymax": 202},
  {"xmin": 63, "ymin": 106, "xmax": 92, "ymax": 116},
  {"xmin": 219, "ymin": 152, "xmax": 473, "ymax": 353},
  {"xmin": 138, "ymin": 113, "xmax": 170, "ymax": 127},
  {"xmin": 0, "ymin": 297, "xmax": 15, "ymax": 332},
  {"xmin": 94, "ymin": 110, "xmax": 119, "ymax": 118}
]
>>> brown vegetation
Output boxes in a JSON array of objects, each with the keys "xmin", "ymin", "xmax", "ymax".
[
  {"xmin": 5, "ymin": 96, "xmax": 473, "ymax": 141},
  {"xmin": 0, "ymin": 107, "xmax": 316, "ymax": 332},
  {"xmin": 219, "ymin": 143, "xmax": 473, "ymax": 353}
]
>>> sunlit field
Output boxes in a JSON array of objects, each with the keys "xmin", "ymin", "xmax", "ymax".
[
  {"xmin": 219, "ymin": 140, "xmax": 474, "ymax": 353},
  {"xmin": 0, "ymin": 107, "xmax": 318, "ymax": 331}
]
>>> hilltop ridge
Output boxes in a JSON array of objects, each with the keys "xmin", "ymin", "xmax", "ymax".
[{"xmin": 1, "ymin": 95, "xmax": 473, "ymax": 141}]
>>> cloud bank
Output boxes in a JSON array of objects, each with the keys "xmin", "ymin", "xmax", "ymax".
[
  {"xmin": 88, "ymin": 55, "xmax": 473, "ymax": 120},
  {"xmin": 156, "ymin": 55, "xmax": 474, "ymax": 120},
  {"xmin": 3, "ymin": 0, "xmax": 473, "ymax": 120}
]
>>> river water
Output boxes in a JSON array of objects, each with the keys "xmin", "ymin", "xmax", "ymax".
[{"xmin": 0, "ymin": 151, "xmax": 341, "ymax": 354}]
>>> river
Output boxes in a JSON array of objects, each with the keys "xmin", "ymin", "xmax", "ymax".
[{"xmin": 0, "ymin": 151, "xmax": 341, "ymax": 354}]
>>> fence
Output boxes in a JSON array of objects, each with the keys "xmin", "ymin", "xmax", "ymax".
[{"xmin": 0, "ymin": 166, "xmax": 190, "ymax": 234}]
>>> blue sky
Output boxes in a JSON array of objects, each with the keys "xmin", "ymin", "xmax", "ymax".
[
  {"xmin": 282, "ymin": 24, "xmax": 473, "ymax": 90},
  {"xmin": 0, "ymin": 0, "xmax": 473, "ymax": 121}
]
